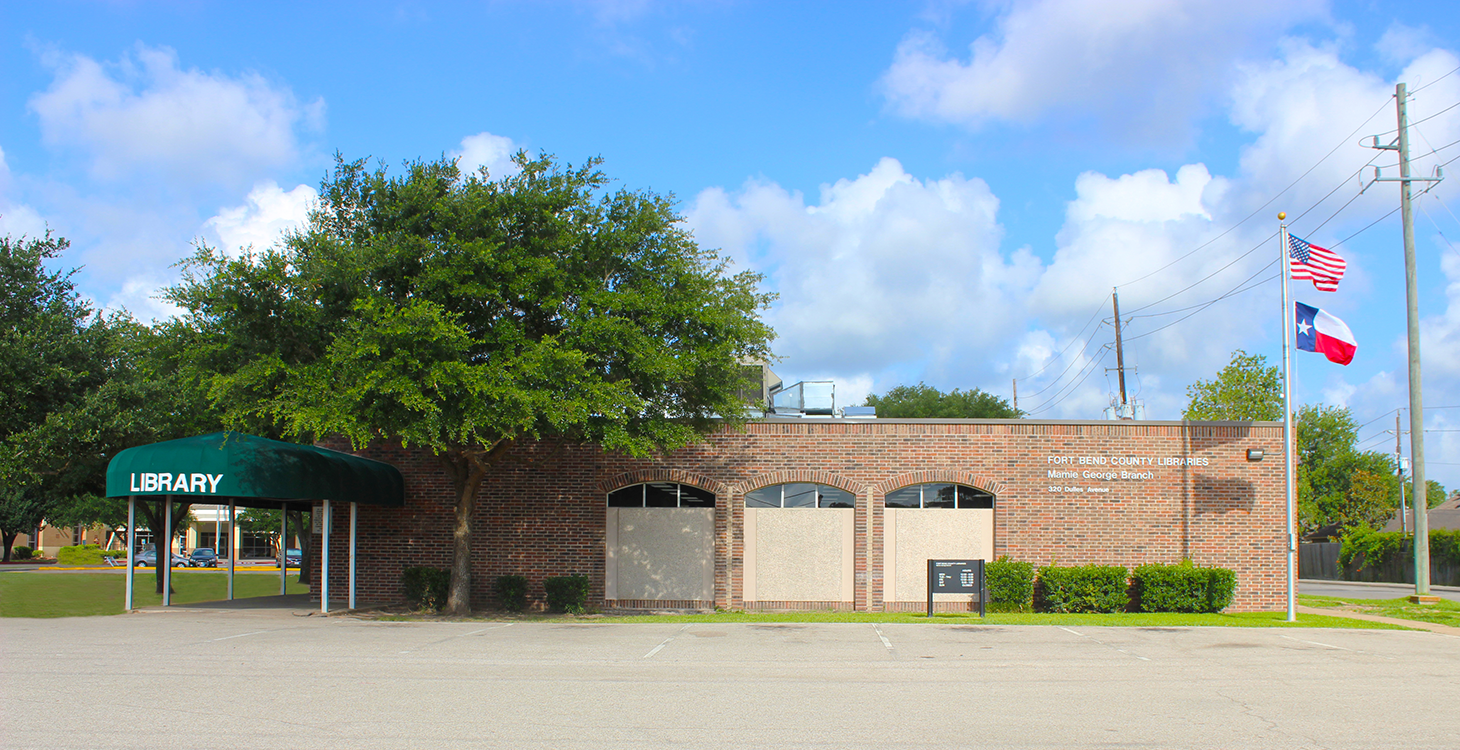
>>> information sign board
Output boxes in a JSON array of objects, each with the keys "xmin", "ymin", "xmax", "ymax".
[{"xmin": 926, "ymin": 559, "xmax": 986, "ymax": 617}]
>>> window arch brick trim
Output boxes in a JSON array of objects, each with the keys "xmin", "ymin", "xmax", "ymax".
[
  {"xmin": 595, "ymin": 469, "xmax": 729, "ymax": 497},
  {"xmin": 875, "ymin": 470, "xmax": 1004, "ymax": 496},
  {"xmin": 733, "ymin": 471, "xmax": 862, "ymax": 496}
]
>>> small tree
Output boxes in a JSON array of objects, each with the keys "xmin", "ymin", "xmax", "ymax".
[
  {"xmin": 168, "ymin": 152, "xmax": 775, "ymax": 614},
  {"xmin": 1182, "ymin": 349, "xmax": 1281, "ymax": 421},
  {"xmin": 864, "ymin": 383, "xmax": 1020, "ymax": 418}
]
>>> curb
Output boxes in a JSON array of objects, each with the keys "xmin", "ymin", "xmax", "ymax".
[{"xmin": 1300, "ymin": 578, "xmax": 1460, "ymax": 593}]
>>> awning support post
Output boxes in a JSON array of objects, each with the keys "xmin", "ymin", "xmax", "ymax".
[
  {"xmin": 227, "ymin": 500, "xmax": 235, "ymax": 601},
  {"xmin": 321, "ymin": 499, "xmax": 331, "ymax": 614},
  {"xmin": 125, "ymin": 496, "xmax": 135, "ymax": 611},
  {"xmin": 163, "ymin": 496, "xmax": 172, "ymax": 607},
  {"xmin": 279, "ymin": 504, "xmax": 287, "ymax": 596},
  {"xmin": 349, "ymin": 502, "xmax": 357, "ymax": 611}
]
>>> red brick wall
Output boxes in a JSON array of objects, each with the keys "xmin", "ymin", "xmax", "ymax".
[{"xmin": 312, "ymin": 419, "xmax": 1288, "ymax": 612}]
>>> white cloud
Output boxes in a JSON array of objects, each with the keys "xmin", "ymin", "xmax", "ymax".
[
  {"xmin": 0, "ymin": 146, "xmax": 47, "ymax": 239},
  {"xmin": 203, "ymin": 181, "xmax": 317, "ymax": 256},
  {"xmin": 1419, "ymin": 232, "xmax": 1460, "ymax": 379},
  {"xmin": 452, "ymin": 132, "xmax": 522, "ymax": 179},
  {"xmin": 1376, "ymin": 23, "xmax": 1435, "ymax": 67},
  {"xmin": 28, "ymin": 44, "xmax": 323, "ymax": 187},
  {"xmin": 880, "ymin": 0, "xmax": 1326, "ymax": 139},
  {"xmin": 99, "ymin": 273, "xmax": 185, "ymax": 322},
  {"xmin": 687, "ymin": 157, "xmax": 1039, "ymax": 386}
]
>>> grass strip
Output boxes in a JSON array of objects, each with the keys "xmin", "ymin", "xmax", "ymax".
[
  {"xmin": 0, "ymin": 572, "xmax": 309, "ymax": 618},
  {"xmin": 1298, "ymin": 593, "xmax": 1460, "ymax": 628}
]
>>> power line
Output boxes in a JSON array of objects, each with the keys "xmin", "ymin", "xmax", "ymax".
[
  {"xmin": 1367, "ymin": 97, "xmax": 1460, "ymax": 138},
  {"xmin": 1121, "ymin": 234, "xmax": 1275, "ymax": 316},
  {"xmin": 1026, "ymin": 344, "xmax": 1113, "ymax": 415},
  {"xmin": 1331, "ymin": 205, "xmax": 1400, "ymax": 249},
  {"xmin": 1019, "ymin": 324, "xmax": 1109, "ymax": 401},
  {"xmin": 1124, "ymin": 259, "xmax": 1279, "ymax": 343},
  {"xmin": 1411, "ymin": 65, "xmax": 1460, "ymax": 94},
  {"xmin": 1127, "ymin": 263, "xmax": 1276, "ymax": 320},
  {"xmin": 1015, "ymin": 293, "xmax": 1110, "ymax": 383},
  {"xmin": 1113, "ymin": 95, "xmax": 1394, "ymax": 290}
]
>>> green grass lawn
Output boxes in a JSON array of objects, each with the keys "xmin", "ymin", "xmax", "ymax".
[
  {"xmin": 373, "ymin": 609, "xmax": 1404, "ymax": 629},
  {"xmin": 1299, "ymin": 593, "xmax": 1460, "ymax": 628},
  {"xmin": 0, "ymin": 571, "xmax": 309, "ymax": 618}
]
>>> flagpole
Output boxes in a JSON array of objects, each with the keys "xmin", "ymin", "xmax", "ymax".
[{"xmin": 1278, "ymin": 213, "xmax": 1297, "ymax": 622}]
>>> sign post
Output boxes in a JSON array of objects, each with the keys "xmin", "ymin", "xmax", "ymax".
[{"xmin": 927, "ymin": 559, "xmax": 986, "ymax": 618}]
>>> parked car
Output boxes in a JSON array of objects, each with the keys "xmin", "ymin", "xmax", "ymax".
[
  {"xmin": 133, "ymin": 547, "xmax": 191, "ymax": 568},
  {"xmin": 276, "ymin": 548, "xmax": 302, "ymax": 568},
  {"xmin": 188, "ymin": 548, "xmax": 218, "ymax": 568}
]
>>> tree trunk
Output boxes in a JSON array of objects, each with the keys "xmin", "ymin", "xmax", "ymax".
[
  {"xmin": 439, "ymin": 441, "xmax": 513, "ymax": 616},
  {"xmin": 288, "ymin": 508, "xmax": 311, "ymax": 585},
  {"xmin": 1, "ymin": 531, "xmax": 16, "ymax": 562},
  {"xmin": 136, "ymin": 500, "xmax": 192, "ymax": 595},
  {"xmin": 445, "ymin": 457, "xmax": 486, "ymax": 616}
]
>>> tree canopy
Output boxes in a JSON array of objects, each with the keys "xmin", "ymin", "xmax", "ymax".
[
  {"xmin": 1294, "ymin": 404, "xmax": 1413, "ymax": 532},
  {"xmin": 863, "ymin": 383, "xmax": 1021, "ymax": 419},
  {"xmin": 1182, "ymin": 349, "xmax": 1282, "ymax": 421},
  {"xmin": 167, "ymin": 152, "xmax": 776, "ymax": 613},
  {"xmin": 0, "ymin": 233, "xmax": 113, "ymax": 561},
  {"xmin": 0, "ymin": 232, "xmax": 223, "ymax": 582}
]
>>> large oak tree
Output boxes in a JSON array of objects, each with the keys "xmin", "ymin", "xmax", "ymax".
[{"xmin": 168, "ymin": 153, "xmax": 775, "ymax": 614}]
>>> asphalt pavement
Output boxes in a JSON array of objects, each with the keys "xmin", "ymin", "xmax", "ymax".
[{"xmin": 4, "ymin": 604, "xmax": 1459, "ymax": 749}]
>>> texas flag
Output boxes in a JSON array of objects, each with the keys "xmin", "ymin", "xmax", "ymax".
[{"xmin": 1295, "ymin": 302, "xmax": 1356, "ymax": 365}]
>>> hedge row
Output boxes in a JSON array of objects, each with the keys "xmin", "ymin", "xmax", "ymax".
[
  {"xmin": 56, "ymin": 545, "xmax": 106, "ymax": 566},
  {"xmin": 985, "ymin": 557, "xmax": 1236, "ymax": 613},
  {"xmin": 402, "ymin": 568, "xmax": 590, "ymax": 613}
]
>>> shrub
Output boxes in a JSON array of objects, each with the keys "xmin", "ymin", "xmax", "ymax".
[
  {"xmin": 1132, "ymin": 561, "xmax": 1237, "ymax": 613},
  {"xmin": 402, "ymin": 566, "xmax": 451, "ymax": 612},
  {"xmin": 100, "ymin": 549, "xmax": 126, "ymax": 559},
  {"xmin": 494, "ymin": 575, "xmax": 529, "ymax": 612},
  {"xmin": 1204, "ymin": 567, "xmax": 1237, "ymax": 612},
  {"xmin": 12, "ymin": 546, "xmax": 32, "ymax": 560},
  {"xmin": 1037, "ymin": 564, "xmax": 1129, "ymax": 613},
  {"xmin": 543, "ymin": 574, "xmax": 590, "ymax": 613},
  {"xmin": 57, "ymin": 545, "xmax": 106, "ymax": 566},
  {"xmin": 986, "ymin": 557, "xmax": 1035, "ymax": 612}
]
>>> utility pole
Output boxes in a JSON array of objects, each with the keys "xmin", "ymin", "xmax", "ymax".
[
  {"xmin": 1396, "ymin": 412, "xmax": 1407, "ymax": 535},
  {"xmin": 1012, "ymin": 379, "xmax": 1018, "ymax": 412},
  {"xmin": 1112, "ymin": 289, "xmax": 1128, "ymax": 409},
  {"xmin": 1366, "ymin": 82, "xmax": 1442, "ymax": 602}
]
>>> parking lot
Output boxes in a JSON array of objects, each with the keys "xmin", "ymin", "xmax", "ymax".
[{"xmin": 3, "ymin": 605, "xmax": 1458, "ymax": 749}]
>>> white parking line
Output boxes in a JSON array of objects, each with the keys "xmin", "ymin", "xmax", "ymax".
[
  {"xmin": 211, "ymin": 630, "xmax": 269, "ymax": 641},
  {"xmin": 644, "ymin": 624, "xmax": 691, "ymax": 659},
  {"xmin": 461, "ymin": 624, "xmax": 514, "ymax": 637},
  {"xmin": 1060, "ymin": 626, "xmax": 1149, "ymax": 661},
  {"xmin": 1281, "ymin": 635, "xmax": 1349, "ymax": 651},
  {"xmin": 872, "ymin": 624, "xmax": 895, "ymax": 653},
  {"xmin": 400, "ymin": 623, "xmax": 515, "ymax": 654}
]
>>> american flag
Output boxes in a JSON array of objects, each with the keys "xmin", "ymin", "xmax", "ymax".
[{"xmin": 1288, "ymin": 234, "xmax": 1346, "ymax": 292}]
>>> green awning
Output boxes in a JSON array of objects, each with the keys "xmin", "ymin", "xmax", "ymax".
[{"xmin": 105, "ymin": 432, "xmax": 404, "ymax": 508}]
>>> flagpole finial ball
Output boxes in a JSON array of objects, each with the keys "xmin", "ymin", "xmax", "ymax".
[{"xmin": 1277, "ymin": 212, "xmax": 1286, "ymax": 221}]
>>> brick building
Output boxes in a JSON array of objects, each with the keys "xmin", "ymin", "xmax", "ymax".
[{"xmin": 312, "ymin": 418, "xmax": 1287, "ymax": 613}]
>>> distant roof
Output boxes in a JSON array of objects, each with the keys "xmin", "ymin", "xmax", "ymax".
[
  {"xmin": 1381, "ymin": 509, "xmax": 1460, "ymax": 533},
  {"xmin": 105, "ymin": 432, "xmax": 404, "ymax": 508}
]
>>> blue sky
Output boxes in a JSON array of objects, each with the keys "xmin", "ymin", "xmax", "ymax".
[{"xmin": 3, "ymin": 1, "xmax": 1460, "ymax": 487}]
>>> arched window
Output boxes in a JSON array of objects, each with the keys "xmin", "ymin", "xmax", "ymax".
[
  {"xmin": 607, "ymin": 482, "xmax": 716, "ymax": 508},
  {"xmin": 744, "ymin": 483, "xmax": 854, "ymax": 509},
  {"xmin": 884, "ymin": 483, "xmax": 993, "ymax": 509}
]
